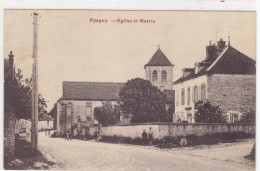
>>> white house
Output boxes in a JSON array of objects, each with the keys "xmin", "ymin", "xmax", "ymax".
[
  {"xmin": 173, "ymin": 39, "xmax": 256, "ymax": 123},
  {"xmin": 38, "ymin": 113, "xmax": 54, "ymax": 131}
]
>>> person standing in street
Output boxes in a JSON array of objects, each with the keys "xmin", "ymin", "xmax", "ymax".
[
  {"xmin": 94, "ymin": 128, "xmax": 99, "ymax": 141},
  {"xmin": 142, "ymin": 129, "xmax": 148, "ymax": 145},
  {"xmin": 65, "ymin": 130, "xmax": 70, "ymax": 141},
  {"xmin": 148, "ymin": 127, "xmax": 153, "ymax": 145}
]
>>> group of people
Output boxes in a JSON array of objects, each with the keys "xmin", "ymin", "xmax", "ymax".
[{"xmin": 142, "ymin": 127, "xmax": 153, "ymax": 145}]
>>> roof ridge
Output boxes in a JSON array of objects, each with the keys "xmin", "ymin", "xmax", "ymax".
[
  {"xmin": 206, "ymin": 46, "xmax": 229, "ymax": 71},
  {"xmin": 63, "ymin": 81, "xmax": 125, "ymax": 84},
  {"xmin": 144, "ymin": 48, "xmax": 173, "ymax": 68}
]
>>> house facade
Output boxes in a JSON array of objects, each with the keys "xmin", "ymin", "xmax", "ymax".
[{"xmin": 173, "ymin": 39, "xmax": 256, "ymax": 123}]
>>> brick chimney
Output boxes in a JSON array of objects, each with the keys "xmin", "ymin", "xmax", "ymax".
[
  {"xmin": 205, "ymin": 41, "xmax": 217, "ymax": 62},
  {"xmin": 217, "ymin": 38, "xmax": 226, "ymax": 51},
  {"xmin": 8, "ymin": 51, "xmax": 14, "ymax": 69}
]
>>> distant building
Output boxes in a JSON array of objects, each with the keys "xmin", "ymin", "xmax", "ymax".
[
  {"xmin": 48, "ymin": 103, "xmax": 57, "ymax": 130},
  {"xmin": 38, "ymin": 113, "xmax": 54, "ymax": 131},
  {"xmin": 56, "ymin": 82, "xmax": 124, "ymax": 136},
  {"xmin": 173, "ymin": 39, "xmax": 256, "ymax": 123}
]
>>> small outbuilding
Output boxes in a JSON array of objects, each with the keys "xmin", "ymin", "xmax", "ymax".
[{"xmin": 38, "ymin": 113, "xmax": 54, "ymax": 131}]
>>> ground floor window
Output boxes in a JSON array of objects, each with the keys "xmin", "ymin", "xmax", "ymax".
[{"xmin": 227, "ymin": 111, "xmax": 241, "ymax": 123}]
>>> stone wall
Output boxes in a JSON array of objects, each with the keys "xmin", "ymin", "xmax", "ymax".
[
  {"xmin": 15, "ymin": 119, "xmax": 31, "ymax": 134},
  {"xmin": 4, "ymin": 109, "xmax": 16, "ymax": 160},
  {"xmin": 102, "ymin": 124, "xmax": 159, "ymax": 138},
  {"xmin": 101, "ymin": 123, "xmax": 255, "ymax": 140},
  {"xmin": 207, "ymin": 74, "xmax": 256, "ymax": 114}
]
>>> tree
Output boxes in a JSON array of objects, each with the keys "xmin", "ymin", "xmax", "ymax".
[
  {"xmin": 239, "ymin": 109, "xmax": 255, "ymax": 124},
  {"xmin": 166, "ymin": 103, "xmax": 174, "ymax": 122},
  {"xmin": 118, "ymin": 78, "xmax": 168, "ymax": 123},
  {"xmin": 94, "ymin": 101, "xmax": 120, "ymax": 126},
  {"xmin": 4, "ymin": 67, "xmax": 47, "ymax": 120},
  {"xmin": 194, "ymin": 100, "xmax": 226, "ymax": 123}
]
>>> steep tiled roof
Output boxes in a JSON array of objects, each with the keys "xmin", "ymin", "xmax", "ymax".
[
  {"xmin": 39, "ymin": 113, "xmax": 54, "ymax": 121},
  {"xmin": 144, "ymin": 49, "xmax": 173, "ymax": 68},
  {"xmin": 63, "ymin": 81, "xmax": 125, "ymax": 100},
  {"xmin": 173, "ymin": 45, "xmax": 256, "ymax": 84}
]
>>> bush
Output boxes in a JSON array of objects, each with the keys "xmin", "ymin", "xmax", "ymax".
[
  {"xmin": 154, "ymin": 136, "xmax": 178, "ymax": 148},
  {"xmin": 99, "ymin": 131, "xmax": 254, "ymax": 148},
  {"xmin": 194, "ymin": 100, "xmax": 226, "ymax": 123},
  {"xmin": 186, "ymin": 134, "xmax": 201, "ymax": 145}
]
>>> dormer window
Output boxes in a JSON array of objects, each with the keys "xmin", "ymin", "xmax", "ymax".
[
  {"xmin": 161, "ymin": 70, "xmax": 167, "ymax": 81},
  {"xmin": 194, "ymin": 62, "xmax": 209, "ymax": 74},
  {"xmin": 152, "ymin": 70, "xmax": 157, "ymax": 81},
  {"xmin": 195, "ymin": 63, "xmax": 199, "ymax": 74}
]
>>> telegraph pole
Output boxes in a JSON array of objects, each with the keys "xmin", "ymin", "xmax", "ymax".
[{"xmin": 31, "ymin": 12, "xmax": 39, "ymax": 154}]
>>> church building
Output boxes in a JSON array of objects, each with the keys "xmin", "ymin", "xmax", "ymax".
[{"xmin": 56, "ymin": 47, "xmax": 175, "ymax": 136}]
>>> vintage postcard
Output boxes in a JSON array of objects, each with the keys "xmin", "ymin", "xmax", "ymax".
[{"xmin": 3, "ymin": 10, "xmax": 256, "ymax": 170}]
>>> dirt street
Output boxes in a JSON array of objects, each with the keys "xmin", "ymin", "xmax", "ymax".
[{"xmin": 38, "ymin": 132, "xmax": 255, "ymax": 171}]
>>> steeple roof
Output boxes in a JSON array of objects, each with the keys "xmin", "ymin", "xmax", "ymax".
[{"xmin": 144, "ymin": 48, "xmax": 173, "ymax": 68}]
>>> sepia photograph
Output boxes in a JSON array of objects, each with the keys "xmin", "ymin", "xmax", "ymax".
[{"xmin": 3, "ymin": 10, "xmax": 256, "ymax": 170}]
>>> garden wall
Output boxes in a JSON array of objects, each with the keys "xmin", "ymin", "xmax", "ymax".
[{"xmin": 101, "ymin": 123, "xmax": 255, "ymax": 139}]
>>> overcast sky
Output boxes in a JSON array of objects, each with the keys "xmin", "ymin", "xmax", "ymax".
[{"xmin": 4, "ymin": 10, "xmax": 256, "ymax": 111}]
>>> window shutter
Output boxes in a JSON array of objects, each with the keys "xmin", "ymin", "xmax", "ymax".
[
  {"xmin": 201, "ymin": 83, "xmax": 206, "ymax": 100},
  {"xmin": 187, "ymin": 87, "xmax": 190, "ymax": 104},
  {"xmin": 192, "ymin": 87, "xmax": 195, "ymax": 102}
]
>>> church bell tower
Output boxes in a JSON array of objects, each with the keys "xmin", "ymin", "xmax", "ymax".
[{"xmin": 144, "ymin": 46, "xmax": 174, "ymax": 90}]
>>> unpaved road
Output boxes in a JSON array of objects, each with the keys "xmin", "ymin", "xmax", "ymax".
[{"xmin": 38, "ymin": 132, "xmax": 254, "ymax": 171}]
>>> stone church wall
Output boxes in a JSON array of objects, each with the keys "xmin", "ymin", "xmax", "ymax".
[{"xmin": 145, "ymin": 66, "xmax": 173, "ymax": 90}]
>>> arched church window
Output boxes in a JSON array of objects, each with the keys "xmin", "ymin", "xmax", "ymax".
[
  {"xmin": 152, "ymin": 70, "xmax": 157, "ymax": 81},
  {"xmin": 161, "ymin": 70, "xmax": 167, "ymax": 81}
]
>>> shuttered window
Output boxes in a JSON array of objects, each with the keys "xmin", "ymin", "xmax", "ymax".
[
  {"xmin": 181, "ymin": 88, "xmax": 185, "ymax": 105},
  {"xmin": 187, "ymin": 87, "xmax": 191, "ymax": 104},
  {"xmin": 201, "ymin": 83, "xmax": 206, "ymax": 100},
  {"xmin": 161, "ymin": 70, "xmax": 167, "ymax": 81},
  {"xmin": 152, "ymin": 70, "xmax": 157, "ymax": 81},
  {"xmin": 192, "ymin": 87, "xmax": 194, "ymax": 102},
  {"xmin": 194, "ymin": 86, "xmax": 198, "ymax": 102}
]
